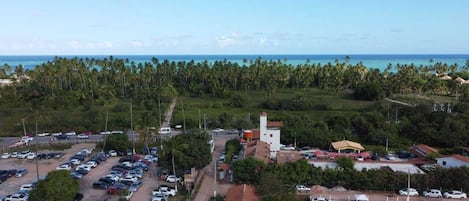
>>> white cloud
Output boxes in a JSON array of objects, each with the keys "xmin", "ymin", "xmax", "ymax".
[
  {"xmin": 130, "ymin": 40, "xmax": 153, "ymax": 48},
  {"xmin": 67, "ymin": 40, "xmax": 113, "ymax": 49},
  {"xmin": 215, "ymin": 32, "xmax": 250, "ymax": 48}
]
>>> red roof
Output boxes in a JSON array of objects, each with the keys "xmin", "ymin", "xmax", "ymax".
[
  {"xmin": 219, "ymin": 163, "xmax": 231, "ymax": 171},
  {"xmin": 226, "ymin": 184, "xmax": 259, "ymax": 201},
  {"xmin": 251, "ymin": 129, "xmax": 260, "ymax": 139},
  {"xmin": 267, "ymin": 121, "xmax": 284, "ymax": 127},
  {"xmin": 409, "ymin": 144, "xmax": 438, "ymax": 158}
]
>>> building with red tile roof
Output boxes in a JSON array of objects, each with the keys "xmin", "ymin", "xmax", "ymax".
[
  {"xmin": 225, "ymin": 184, "xmax": 260, "ymax": 201},
  {"xmin": 437, "ymin": 154, "xmax": 469, "ymax": 168}
]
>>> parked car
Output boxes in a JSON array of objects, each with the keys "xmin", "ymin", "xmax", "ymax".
[
  {"xmin": 55, "ymin": 134, "xmax": 70, "ymax": 140},
  {"xmin": 85, "ymin": 161, "xmax": 97, "ymax": 168},
  {"xmin": 92, "ymin": 181, "xmax": 109, "ymax": 190},
  {"xmin": 64, "ymin": 131, "xmax": 77, "ymax": 136},
  {"xmin": 158, "ymin": 187, "xmax": 177, "ymax": 196},
  {"xmin": 74, "ymin": 193, "xmax": 84, "ymax": 201},
  {"xmin": 70, "ymin": 171, "xmax": 83, "ymax": 180},
  {"xmin": 77, "ymin": 134, "xmax": 89, "ymax": 139},
  {"xmin": 26, "ymin": 152, "xmax": 36, "ymax": 159},
  {"xmin": 119, "ymin": 175, "xmax": 139, "ymax": 183},
  {"xmin": 1, "ymin": 153, "xmax": 11, "ymax": 159},
  {"xmin": 108, "ymin": 150, "xmax": 117, "ymax": 157},
  {"xmin": 165, "ymin": 175, "xmax": 182, "ymax": 183},
  {"xmin": 19, "ymin": 183, "xmax": 34, "ymax": 191},
  {"xmin": 56, "ymin": 164, "xmax": 72, "ymax": 171},
  {"xmin": 10, "ymin": 152, "xmax": 18, "ymax": 158},
  {"xmin": 15, "ymin": 168, "xmax": 28, "ymax": 177},
  {"xmin": 444, "ymin": 190, "xmax": 467, "ymax": 199},
  {"xmin": 399, "ymin": 188, "xmax": 419, "ymax": 196},
  {"xmin": 4, "ymin": 193, "xmax": 28, "ymax": 201},
  {"xmin": 17, "ymin": 151, "xmax": 30, "ymax": 159},
  {"xmin": 129, "ymin": 180, "xmax": 143, "ymax": 192},
  {"xmin": 296, "ymin": 185, "xmax": 311, "ymax": 193},
  {"xmin": 36, "ymin": 132, "xmax": 50, "ymax": 137},
  {"xmin": 106, "ymin": 182, "xmax": 129, "ymax": 194},
  {"xmin": 423, "ymin": 189, "xmax": 443, "ymax": 198}
]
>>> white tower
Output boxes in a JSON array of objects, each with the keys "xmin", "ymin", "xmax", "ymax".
[{"xmin": 259, "ymin": 112, "xmax": 281, "ymax": 158}]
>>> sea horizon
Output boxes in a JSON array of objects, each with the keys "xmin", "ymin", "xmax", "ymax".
[{"xmin": 1, "ymin": 54, "xmax": 468, "ymax": 71}]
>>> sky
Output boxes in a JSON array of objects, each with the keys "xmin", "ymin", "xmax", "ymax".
[{"xmin": 0, "ymin": 0, "xmax": 468, "ymax": 55}]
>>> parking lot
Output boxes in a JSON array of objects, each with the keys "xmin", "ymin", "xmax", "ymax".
[{"xmin": 0, "ymin": 143, "xmax": 177, "ymax": 201}]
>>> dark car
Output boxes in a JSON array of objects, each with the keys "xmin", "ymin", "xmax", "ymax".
[
  {"xmin": 119, "ymin": 156, "xmax": 137, "ymax": 163},
  {"xmin": 75, "ymin": 169, "xmax": 89, "ymax": 176},
  {"xmin": 92, "ymin": 181, "xmax": 109, "ymax": 190},
  {"xmin": 36, "ymin": 153, "xmax": 48, "ymax": 159},
  {"xmin": 99, "ymin": 177, "xmax": 116, "ymax": 185},
  {"xmin": 74, "ymin": 193, "xmax": 84, "ymax": 201},
  {"xmin": 55, "ymin": 134, "xmax": 70, "ymax": 140},
  {"xmin": 0, "ymin": 174, "xmax": 9, "ymax": 183}
]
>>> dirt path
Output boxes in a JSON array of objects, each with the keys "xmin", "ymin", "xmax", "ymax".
[
  {"xmin": 192, "ymin": 134, "xmax": 238, "ymax": 201},
  {"xmin": 161, "ymin": 97, "xmax": 177, "ymax": 128}
]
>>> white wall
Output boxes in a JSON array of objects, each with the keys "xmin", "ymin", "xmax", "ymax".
[
  {"xmin": 437, "ymin": 157, "xmax": 469, "ymax": 168},
  {"xmin": 259, "ymin": 112, "xmax": 281, "ymax": 158}
]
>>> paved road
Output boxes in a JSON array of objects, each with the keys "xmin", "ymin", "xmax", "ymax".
[{"xmin": 193, "ymin": 134, "xmax": 238, "ymax": 201}]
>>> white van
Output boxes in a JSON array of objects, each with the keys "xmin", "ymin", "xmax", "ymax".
[{"xmin": 159, "ymin": 127, "xmax": 171, "ymax": 134}]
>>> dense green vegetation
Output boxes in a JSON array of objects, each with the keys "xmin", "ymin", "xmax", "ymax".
[
  {"xmin": 233, "ymin": 158, "xmax": 469, "ymax": 200},
  {"xmin": 1, "ymin": 56, "xmax": 469, "ymax": 151},
  {"xmin": 28, "ymin": 170, "xmax": 79, "ymax": 201}
]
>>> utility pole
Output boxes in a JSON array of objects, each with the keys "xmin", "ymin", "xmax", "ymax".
[
  {"xmin": 213, "ymin": 131, "xmax": 217, "ymax": 198},
  {"xmin": 182, "ymin": 100, "xmax": 186, "ymax": 134},
  {"xmin": 103, "ymin": 110, "xmax": 109, "ymax": 151},
  {"xmin": 406, "ymin": 169, "xmax": 410, "ymax": 201},
  {"xmin": 131, "ymin": 103, "xmax": 135, "ymax": 155}
]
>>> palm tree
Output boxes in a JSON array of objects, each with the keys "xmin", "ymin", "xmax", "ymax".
[{"xmin": 160, "ymin": 135, "xmax": 189, "ymax": 191}]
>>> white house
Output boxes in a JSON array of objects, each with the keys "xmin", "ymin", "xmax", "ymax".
[
  {"xmin": 436, "ymin": 154, "xmax": 469, "ymax": 168},
  {"xmin": 259, "ymin": 112, "xmax": 283, "ymax": 158}
]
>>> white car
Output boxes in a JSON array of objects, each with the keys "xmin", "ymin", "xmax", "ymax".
[
  {"xmin": 103, "ymin": 174, "xmax": 120, "ymax": 182},
  {"xmin": 399, "ymin": 188, "xmax": 419, "ymax": 196},
  {"xmin": 158, "ymin": 188, "xmax": 177, "ymax": 196},
  {"xmin": 213, "ymin": 128, "xmax": 224, "ymax": 133},
  {"xmin": 165, "ymin": 175, "xmax": 182, "ymax": 183},
  {"xmin": 85, "ymin": 161, "xmax": 97, "ymax": 168},
  {"xmin": 17, "ymin": 151, "xmax": 30, "ymax": 159},
  {"xmin": 444, "ymin": 190, "xmax": 467, "ymax": 199},
  {"xmin": 296, "ymin": 185, "xmax": 311, "ymax": 193},
  {"xmin": 36, "ymin": 132, "xmax": 50, "ymax": 137},
  {"xmin": 70, "ymin": 159, "xmax": 81, "ymax": 165},
  {"xmin": 120, "ymin": 191, "xmax": 133, "ymax": 200},
  {"xmin": 76, "ymin": 165, "xmax": 91, "ymax": 171},
  {"xmin": 56, "ymin": 164, "xmax": 72, "ymax": 171},
  {"xmin": 100, "ymin": 131, "xmax": 111, "ymax": 135},
  {"xmin": 4, "ymin": 193, "xmax": 28, "ymax": 201},
  {"xmin": 26, "ymin": 152, "xmax": 36, "ymax": 159},
  {"xmin": 423, "ymin": 189, "xmax": 442, "ymax": 198},
  {"xmin": 108, "ymin": 150, "xmax": 117, "ymax": 157},
  {"xmin": 19, "ymin": 184, "xmax": 34, "ymax": 191},
  {"xmin": 1, "ymin": 153, "xmax": 11, "ymax": 159},
  {"xmin": 51, "ymin": 132, "xmax": 63, "ymax": 136},
  {"xmin": 10, "ymin": 152, "xmax": 18, "ymax": 158},
  {"xmin": 77, "ymin": 134, "xmax": 89, "ymax": 139},
  {"xmin": 64, "ymin": 131, "xmax": 77, "ymax": 136},
  {"xmin": 119, "ymin": 175, "xmax": 139, "ymax": 183}
]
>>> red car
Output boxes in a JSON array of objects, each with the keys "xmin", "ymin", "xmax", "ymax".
[
  {"xmin": 106, "ymin": 183, "xmax": 128, "ymax": 194},
  {"xmin": 82, "ymin": 131, "xmax": 93, "ymax": 135}
]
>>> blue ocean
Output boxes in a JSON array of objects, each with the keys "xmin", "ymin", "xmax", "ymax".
[{"xmin": 0, "ymin": 54, "xmax": 468, "ymax": 71}]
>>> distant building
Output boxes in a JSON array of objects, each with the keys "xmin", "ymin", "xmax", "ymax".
[
  {"xmin": 331, "ymin": 140, "xmax": 365, "ymax": 153},
  {"xmin": 436, "ymin": 154, "xmax": 469, "ymax": 168},
  {"xmin": 259, "ymin": 112, "xmax": 283, "ymax": 158},
  {"xmin": 409, "ymin": 144, "xmax": 439, "ymax": 158}
]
